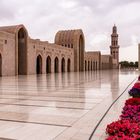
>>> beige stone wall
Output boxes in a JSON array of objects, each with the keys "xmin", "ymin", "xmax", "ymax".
[
  {"xmin": 55, "ymin": 30, "xmax": 85, "ymax": 72},
  {"xmin": 84, "ymin": 51, "xmax": 101, "ymax": 71},
  {"xmin": 0, "ymin": 31, "xmax": 15, "ymax": 76},
  {"xmin": 101, "ymin": 55, "xmax": 112, "ymax": 70},
  {"xmin": 27, "ymin": 38, "xmax": 74, "ymax": 74}
]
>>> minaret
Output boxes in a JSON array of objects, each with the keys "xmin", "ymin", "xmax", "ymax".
[{"xmin": 110, "ymin": 25, "xmax": 120, "ymax": 68}]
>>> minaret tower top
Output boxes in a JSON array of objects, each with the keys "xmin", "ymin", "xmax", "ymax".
[
  {"xmin": 110, "ymin": 25, "xmax": 120, "ymax": 68},
  {"xmin": 110, "ymin": 24, "xmax": 119, "ymax": 48},
  {"xmin": 113, "ymin": 24, "xmax": 117, "ymax": 34}
]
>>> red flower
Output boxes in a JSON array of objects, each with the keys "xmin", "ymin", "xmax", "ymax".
[
  {"xmin": 106, "ymin": 120, "xmax": 140, "ymax": 137},
  {"xmin": 120, "ymin": 104, "xmax": 140, "ymax": 123},
  {"xmin": 125, "ymin": 98, "xmax": 140, "ymax": 106},
  {"xmin": 133, "ymin": 82, "xmax": 140, "ymax": 90},
  {"xmin": 106, "ymin": 135, "xmax": 140, "ymax": 140},
  {"xmin": 106, "ymin": 88, "xmax": 140, "ymax": 139}
]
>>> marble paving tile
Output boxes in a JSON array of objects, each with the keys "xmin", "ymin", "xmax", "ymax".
[{"xmin": 0, "ymin": 70, "xmax": 138, "ymax": 140}]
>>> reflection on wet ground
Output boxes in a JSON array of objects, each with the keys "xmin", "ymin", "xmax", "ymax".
[{"xmin": 0, "ymin": 70, "xmax": 138, "ymax": 140}]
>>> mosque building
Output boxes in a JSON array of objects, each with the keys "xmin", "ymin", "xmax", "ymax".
[{"xmin": 0, "ymin": 24, "xmax": 119, "ymax": 76}]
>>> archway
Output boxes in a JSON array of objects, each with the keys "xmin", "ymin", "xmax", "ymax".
[
  {"xmin": 0, "ymin": 54, "xmax": 2, "ymax": 76},
  {"xmin": 18, "ymin": 28, "xmax": 27, "ymax": 75},
  {"xmin": 85, "ymin": 60, "xmax": 87, "ymax": 71},
  {"xmin": 67, "ymin": 59, "xmax": 71, "ymax": 72},
  {"xmin": 46, "ymin": 56, "xmax": 51, "ymax": 73},
  {"xmin": 91, "ymin": 61, "xmax": 92, "ymax": 70},
  {"xmin": 36, "ymin": 55, "xmax": 42, "ymax": 74},
  {"xmin": 79, "ymin": 35, "xmax": 84, "ymax": 71},
  {"xmin": 88, "ymin": 61, "xmax": 90, "ymax": 71},
  {"xmin": 61, "ymin": 58, "xmax": 65, "ymax": 72},
  {"xmin": 54, "ymin": 57, "xmax": 59, "ymax": 73}
]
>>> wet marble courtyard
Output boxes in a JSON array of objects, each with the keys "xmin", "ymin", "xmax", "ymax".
[{"xmin": 0, "ymin": 70, "xmax": 138, "ymax": 140}]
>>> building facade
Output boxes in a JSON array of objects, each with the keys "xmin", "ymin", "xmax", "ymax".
[{"xmin": 0, "ymin": 24, "xmax": 119, "ymax": 76}]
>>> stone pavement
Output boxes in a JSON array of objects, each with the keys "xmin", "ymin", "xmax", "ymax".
[{"xmin": 0, "ymin": 70, "xmax": 138, "ymax": 140}]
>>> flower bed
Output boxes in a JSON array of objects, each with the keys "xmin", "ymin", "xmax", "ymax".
[
  {"xmin": 106, "ymin": 135, "xmax": 140, "ymax": 140},
  {"xmin": 120, "ymin": 104, "xmax": 140, "ymax": 123},
  {"xmin": 125, "ymin": 98, "xmax": 140, "ymax": 106},
  {"xmin": 106, "ymin": 120, "xmax": 140, "ymax": 138},
  {"xmin": 105, "ymin": 77, "xmax": 140, "ymax": 140}
]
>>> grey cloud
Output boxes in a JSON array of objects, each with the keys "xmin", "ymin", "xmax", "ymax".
[
  {"xmin": 0, "ymin": 0, "xmax": 16, "ymax": 19},
  {"xmin": 0, "ymin": 0, "xmax": 139, "ymax": 61}
]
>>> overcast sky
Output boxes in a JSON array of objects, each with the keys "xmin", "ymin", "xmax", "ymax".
[{"xmin": 0, "ymin": 0, "xmax": 140, "ymax": 61}]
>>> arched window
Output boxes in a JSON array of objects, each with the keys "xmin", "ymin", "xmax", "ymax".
[
  {"xmin": 46, "ymin": 56, "xmax": 51, "ymax": 73},
  {"xmin": 36, "ymin": 55, "xmax": 42, "ymax": 74},
  {"xmin": 91, "ymin": 61, "xmax": 92, "ymax": 70},
  {"xmin": 18, "ymin": 28, "xmax": 27, "ymax": 75},
  {"xmin": 85, "ymin": 60, "xmax": 87, "ymax": 71},
  {"xmin": 79, "ymin": 35, "xmax": 84, "ymax": 71},
  {"xmin": 67, "ymin": 59, "xmax": 71, "ymax": 72},
  {"xmin": 88, "ymin": 61, "xmax": 90, "ymax": 71},
  {"xmin": 61, "ymin": 58, "xmax": 65, "ymax": 72},
  {"xmin": 54, "ymin": 57, "xmax": 59, "ymax": 73}
]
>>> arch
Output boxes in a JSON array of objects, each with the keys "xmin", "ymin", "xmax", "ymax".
[
  {"xmin": 67, "ymin": 59, "xmax": 71, "ymax": 72},
  {"xmin": 88, "ymin": 61, "xmax": 90, "ymax": 71},
  {"xmin": 36, "ymin": 55, "xmax": 42, "ymax": 74},
  {"xmin": 61, "ymin": 58, "xmax": 65, "ymax": 72},
  {"xmin": 79, "ymin": 35, "xmax": 84, "ymax": 71},
  {"xmin": 0, "ymin": 54, "xmax": 2, "ymax": 76},
  {"xmin": 85, "ymin": 60, "xmax": 87, "ymax": 71},
  {"xmin": 54, "ymin": 57, "xmax": 59, "ymax": 73},
  {"xmin": 54, "ymin": 29, "xmax": 85, "ymax": 72},
  {"xmin": 91, "ymin": 61, "xmax": 92, "ymax": 70},
  {"xmin": 46, "ymin": 56, "xmax": 51, "ymax": 73},
  {"xmin": 18, "ymin": 27, "xmax": 27, "ymax": 75}
]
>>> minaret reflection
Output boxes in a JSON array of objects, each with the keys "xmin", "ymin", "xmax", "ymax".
[{"xmin": 109, "ymin": 70, "xmax": 119, "ymax": 100}]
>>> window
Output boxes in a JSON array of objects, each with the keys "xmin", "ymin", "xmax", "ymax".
[
  {"xmin": 71, "ymin": 44, "xmax": 73, "ymax": 48},
  {"xmin": 5, "ymin": 40, "xmax": 7, "ymax": 44}
]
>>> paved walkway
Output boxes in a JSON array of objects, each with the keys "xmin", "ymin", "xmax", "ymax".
[{"xmin": 0, "ymin": 70, "xmax": 138, "ymax": 140}]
